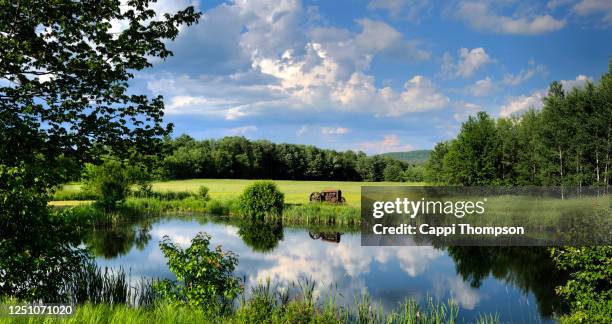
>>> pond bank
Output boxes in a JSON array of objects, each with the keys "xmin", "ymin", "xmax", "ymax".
[{"xmin": 61, "ymin": 196, "xmax": 361, "ymax": 226}]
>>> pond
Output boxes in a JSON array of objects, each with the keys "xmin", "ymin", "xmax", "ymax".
[{"xmin": 85, "ymin": 214, "xmax": 565, "ymax": 323}]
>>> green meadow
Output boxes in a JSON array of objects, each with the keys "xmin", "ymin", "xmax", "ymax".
[{"xmin": 52, "ymin": 179, "xmax": 425, "ymax": 207}]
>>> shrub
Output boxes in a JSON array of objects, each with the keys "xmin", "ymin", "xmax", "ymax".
[
  {"xmin": 551, "ymin": 246, "xmax": 612, "ymax": 323},
  {"xmin": 197, "ymin": 186, "xmax": 210, "ymax": 201},
  {"xmin": 238, "ymin": 181, "xmax": 284, "ymax": 218},
  {"xmin": 154, "ymin": 233, "xmax": 243, "ymax": 315},
  {"xmin": 82, "ymin": 159, "xmax": 135, "ymax": 211}
]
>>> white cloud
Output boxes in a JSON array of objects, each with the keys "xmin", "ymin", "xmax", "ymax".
[
  {"xmin": 367, "ymin": 0, "xmax": 431, "ymax": 21},
  {"xmin": 454, "ymin": 102, "xmax": 482, "ymax": 121},
  {"xmin": 356, "ymin": 135, "xmax": 414, "ymax": 154},
  {"xmin": 442, "ymin": 48, "xmax": 495, "ymax": 78},
  {"xmin": 321, "ymin": 127, "xmax": 350, "ymax": 135},
  {"xmin": 572, "ymin": 0, "xmax": 612, "ymax": 25},
  {"xmin": 502, "ymin": 62, "xmax": 548, "ymax": 86},
  {"xmin": 499, "ymin": 90, "xmax": 546, "ymax": 117},
  {"xmin": 145, "ymin": 0, "xmax": 441, "ymax": 121},
  {"xmin": 561, "ymin": 74, "xmax": 591, "ymax": 92},
  {"xmin": 379, "ymin": 76, "xmax": 449, "ymax": 116},
  {"xmin": 227, "ymin": 125, "xmax": 258, "ymax": 135},
  {"xmin": 452, "ymin": 1, "xmax": 566, "ymax": 35},
  {"xmin": 499, "ymin": 74, "xmax": 592, "ymax": 117},
  {"xmin": 469, "ymin": 77, "xmax": 494, "ymax": 96},
  {"xmin": 296, "ymin": 125, "xmax": 309, "ymax": 136}
]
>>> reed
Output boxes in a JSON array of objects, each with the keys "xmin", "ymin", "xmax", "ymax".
[{"xmin": 0, "ymin": 280, "xmax": 500, "ymax": 324}]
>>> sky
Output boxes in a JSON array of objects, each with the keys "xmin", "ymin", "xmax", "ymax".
[{"xmin": 130, "ymin": 0, "xmax": 612, "ymax": 154}]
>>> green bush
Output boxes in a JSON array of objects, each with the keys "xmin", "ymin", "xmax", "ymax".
[
  {"xmin": 551, "ymin": 246, "xmax": 612, "ymax": 323},
  {"xmin": 238, "ymin": 181, "xmax": 284, "ymax": 218},
  {"xmin": 197, "ymin": 185, "xmax": 210, "ymax": 201},
  {"xmin": 154, "ymin": 233, "xmax": 243, "ymax": 315},
  {"xmin": 82, "ymin": 159, "xmax": 138, "ymax": 211}
]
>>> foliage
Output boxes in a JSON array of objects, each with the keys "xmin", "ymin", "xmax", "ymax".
[
  {"xmin": 0, "ymin": 292, "xmax": 501, "ymax": 324},
  {"xmin": 379, "ymin": 150, "xmax": 432, "ymax": 164},
  {"xmin": 425, "ymin": 62, "xmax": 612, "ymax": 187},
  {"xmin": 160, "ymin": 135, "xmax": 413, "ymax": 182},
  {"xmin": 197, "ymin": 185, "xmax": 210, "ymax": 201},
  {"xmin": 64, "ymin": 260, "xmax": 156, "ymax": 307},
  {"xmin": 238, "ymin": 218, "xmax": 284, "ymax": 252},
  {"xmin": 155, "ymin": 233, "xmax": 243, "ymax": 314},
  {"xmin": 82, "ymin": 159, "xmax": 139, "ymax": 211},
  {"xmin": 383, "ymin": 161, "xmax": 405, "ymax": 182},
  {"xmin": 551, "ymin": 247, "xmax": 612, "ymax": 323},
  {"xmin": 0, "ymin": 0, "xmax": 199, "ymax": 305},
  {"xmin": 0, "ymin": 165, "xmax": 88, "ymax": 302},
  {"xmin": 238, "ymin": 181, "xmax": 284, "ymax": 218},
  {"xmin": 53, "ymin": 179, "xmax": 423, "ymax": 208},
  {"xmin": 402, "ymin": 164, "xmax": 425, "ymax": 182},
  {"xmin": 0, "ymin": 0, "xmax": 200, "ymax": 175}
]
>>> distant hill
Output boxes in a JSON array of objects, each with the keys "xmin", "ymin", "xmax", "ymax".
[{"xmin": 380, "ymin": 150, "xmax": 432, "ymax": 164}]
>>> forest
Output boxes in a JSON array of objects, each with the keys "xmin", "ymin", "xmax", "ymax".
[
  {"xmin": 157, "ymin": 135, "xmax": 425, "ymax": 182},
  {"xmin": 425, "ymin": 63, "xmax": 612, "ymax": 187}
]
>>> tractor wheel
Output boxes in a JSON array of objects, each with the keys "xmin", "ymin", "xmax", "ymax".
[
  {"xmin": 310, "ymin": 192, "xmax": 321, "ymax": 202},
  {"xmin": 339, "ymin": 197, "xmax": 346, "ymax": 204}
]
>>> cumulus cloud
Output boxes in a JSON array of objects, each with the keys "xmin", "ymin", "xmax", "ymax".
[
  {"xmin": 378, "ymin": 76, "xmax": 450, "ymax": 115},
  {"xmin": 454, "ymin": 102, "xmax": 482, "ymax": 121},
  {"xmin": 356, "ymin": 134, "xmax": 414, "ymax": 154},
  {"xmin": 367, "ymin": 0, "xmax": 432, "ymax": 22},
  {"xmin": 561, "ymin": 74, "xmax": 592, "ymax": 91},
  {"xmin": 572, "ymin": 0, "xmax": 612, "ymax": 25},
  {"xmin": 442, "ymin": 48, "xmax": 495, "ymax": 78},
  {"xmin": 499, "ymin": 74, "xmax": 592, "ymax": 117},
  {"xmin": 499, "ymin": 90, "xmax": 546, "ymax": 117},
  {"xmin": 321, "ymin": 127, "xmax": 350, "ymax": 135},
  {"xmin": 468, "ymin": 77, "xmax": 495, "ymax": 96},
  {"xmin": 145, "ymin": 0, "xmax": 440, "ymax": 122},
  {"xmin": 502, "ymin": 61, "xmax": 548, "ymax": 86},
  {"xmin": 451, "ymin": 1, "xmax": 566, "ymax": 35}
]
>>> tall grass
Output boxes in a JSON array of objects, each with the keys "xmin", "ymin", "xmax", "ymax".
[
  {"xmin": 62, "ymin": 260, "xmax": 157, "ymax": 307},
  {"xmin": 0, "ymin": 278, "xmax": 500, "ymax": 324},
  {"xmin": 282, "ymin": 203, "xmax": 360, "ymax": 225}
]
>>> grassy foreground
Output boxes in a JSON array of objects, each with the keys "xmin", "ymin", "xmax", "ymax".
[
  {"xmin": 53, "ymin": 179, "xmax": 424, "ymax": 207},
  {"xmin": 0, "ymin": 298, "xmax": 499, "ymax": 324}
]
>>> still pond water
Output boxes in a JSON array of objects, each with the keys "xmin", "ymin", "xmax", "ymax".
[{"xmin": 86, "ymin": 214, "xmax": 564, "ymax": 323}]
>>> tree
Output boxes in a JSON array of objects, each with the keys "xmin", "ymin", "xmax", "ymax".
[
  {"xmin": 0, "ymin": 0, "xmax": 200, "ymax": 300},
  {"xmin": 425, "ymin": 141, "xmax": 450, "ymax": 183},
  {"xmin": 1, "ymin": 1, "xmax": 200, "ymax": 184},
  {"xmin": 383, "ymin": 161, "xmax": 404, "ymax": 182},
  {"xmin": 444, "ymin": 112, "xmax": 500, "ymax": 185}
]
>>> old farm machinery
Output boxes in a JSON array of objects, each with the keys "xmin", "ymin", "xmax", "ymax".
[{"xmin": 309, "ymin": 189, "xmax": 346, "ymax": 204}]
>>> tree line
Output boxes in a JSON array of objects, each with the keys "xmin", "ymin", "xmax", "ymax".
[
  {"xmin": 425, "ymin": 63, "xmax": 612, "ymax": 187},
  {"xmin": 157, "ymin": 135, "xmax": 425, "ymax": 182}
]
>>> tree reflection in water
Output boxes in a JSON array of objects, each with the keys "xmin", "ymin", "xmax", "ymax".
[
  {"xmin": 84, "ymin": 221, "xmax": 152, "ymax": 259},
  {"xmin": 445, "ymin": 246, "xmax": 569, "ymax": 317},
  {"xmin": 82, "ymin": 214, "xmax": 570, "ymax": 318},
  {"xmin": 237, "ymin": 216, "xmax": 284, "ymax": 252}
]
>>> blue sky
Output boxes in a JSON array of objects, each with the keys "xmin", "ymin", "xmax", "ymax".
[{"xmin": 132, "ymin": 0, "xmax": 612, "ymax": 154}]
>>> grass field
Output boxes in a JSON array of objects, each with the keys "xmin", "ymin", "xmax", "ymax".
[{"xmin": 53, "ymin": 179, "xmax": 424, "ymax": 207}]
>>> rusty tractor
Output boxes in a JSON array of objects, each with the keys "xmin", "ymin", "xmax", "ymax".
[{"xmin": 309, "ymin": 189, "xmax": 346, "ymax": 204}]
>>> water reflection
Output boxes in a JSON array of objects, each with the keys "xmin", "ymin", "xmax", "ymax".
[
  {"xmin": 84, "ymin": 221, "xmax": 153, "ymax": 258},
  {"xmin": 238, "ymin": 217, "xmax": 284, "ymax": 252},
  {"xmin": 308, "ymin": 231, "xmax": 342, "ymax": 243},
  {"xmin": 87, "ymin": 214, "xmax": 562, "ymax": 323}
]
